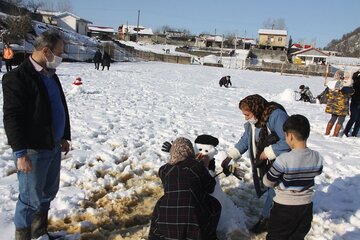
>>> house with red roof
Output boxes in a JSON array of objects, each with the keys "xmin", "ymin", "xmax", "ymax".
[{"xmin": 290, "ymin": 47, "xmax": 329, "ymax": 65}]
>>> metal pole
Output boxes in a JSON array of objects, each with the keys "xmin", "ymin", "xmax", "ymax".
[
  {"xmin": 220, "ymin": 34, "xmax": 224, "ymax": 64},
  {"xmin": 136, "ymin": 10, "xmax": 140, "ymax": 42}
]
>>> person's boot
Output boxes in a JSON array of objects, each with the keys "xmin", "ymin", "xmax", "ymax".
[
  {"xmin": 31, "ymin": 211, "xmax": 48, "ymax": 239},
  {"xmin": 333, "ymin": 123, "xmax": 342, "ymax": 137},
  {"xmin": 15, "ymin": 227, "xmax": 31, "ymax": 240},
  {"xmin": 325, "ymin": 122, "xmax": 334, "ymax": 135},
  {"xmin": 250, "ymin": 216, "xmax": 268, "ymax": 234}
]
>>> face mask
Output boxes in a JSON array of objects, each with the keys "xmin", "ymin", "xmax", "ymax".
[
  {"xmin": 247, "ymin": 117, "xmax": 257, "ymax": 125},
  {"xmin": 46, "ymin": 50, "xmax": 62, "ymax": 69}
]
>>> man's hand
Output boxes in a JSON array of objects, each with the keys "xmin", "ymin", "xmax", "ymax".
[
  {"xmin": 17, "ymin": 155, "xmax": 32, "ymax": 173},
  {"xmin": 61, "ymin": 139, "xmax": 70, "ymax": 155},
  {"xmin": 259, "ymin": 151, "xmax": 268, "ymax": 161},
  {"xmin": 196, "ymin": 153, "xmax": 210, "ymax": 168}
]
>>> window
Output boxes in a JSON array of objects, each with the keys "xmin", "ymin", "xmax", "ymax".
[{"xmin": 278, "ymin": 37, "xmax": 282, "ymax": 42}]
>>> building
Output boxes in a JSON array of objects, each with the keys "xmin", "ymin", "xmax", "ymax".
[
  {"xmin": 233, "ymin": 37, "xmax": 256, "ymax": 49},
  {"xmin": 165, "ymin": 30, "xmax": 189, "ymax": 40},
  {"xmin": 118, "ymin": 24, "xmax": 153, "ymax": 42},
  {"xmin": 55, "ymin": 12, "xmax": 92, "ymax": 35},
  {"xmin": 195, "ymin": 34, "xmax": 225, "ymax": 48},
  {"xmin": 87, "ymin": 25, "xmax": 115, "ymax": 40},
  {"xmin": 37, "ymin": 9, "xmax": 61, "ymax": 26},
  {"xmin": 290, "ymin": 48, "xmax": 330, "ymax": 65},
  {"xmin": 258, "ymin": 29, "xmax": 287, "ymax": 50}
]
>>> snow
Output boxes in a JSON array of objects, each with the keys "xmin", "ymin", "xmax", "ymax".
[
  {"xmin": 118, "ymin": 40, "xmax": 191, "ymax": 56},
  {"xmin": 0, "ymin": 61, "xmax": 360, "ymax": 240}
]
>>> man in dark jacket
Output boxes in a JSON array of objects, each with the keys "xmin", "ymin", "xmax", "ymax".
[
  {"xmin": 93, "ymin": 49, "xmax": 102, "ymax": 70},
  {"xmin": 102, "ymin": 51, "xmax": 111, "ymax": 71},
  {"xmin": 344, "ymin": 70, "xmax": 360, "ymax": 137},
  {"xmin": 2, "ymin": 31, "xmax": 71, "ymax": 240}
]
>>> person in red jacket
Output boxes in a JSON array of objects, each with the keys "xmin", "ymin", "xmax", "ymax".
[{"xmin": 3, "ymin": 43, "xmax": 14, "ymax": 72}]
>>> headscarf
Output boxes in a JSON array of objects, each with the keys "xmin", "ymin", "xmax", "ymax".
[
  {"xmin": 169, "ymin": 137, "xmax": 195, "ymax": 165},
  {"xmin": 239, "ymin": 94, "xmax": 281, "ymax": 157}
]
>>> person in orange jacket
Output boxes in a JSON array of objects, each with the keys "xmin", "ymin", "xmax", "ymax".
[{"xmin": 3, "ymin": 43, "xmax": 14, "ymax": 72}]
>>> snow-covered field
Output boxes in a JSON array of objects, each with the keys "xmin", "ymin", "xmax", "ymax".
[{"xmin": 0, "ymin": 62, "xmax": 359, "ymax": 240}]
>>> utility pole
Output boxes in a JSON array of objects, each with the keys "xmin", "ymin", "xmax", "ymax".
[
  {"xmin": 220, "ymin": 34, "xmax": 224, "ymax": 64},
  {"xmin": 243, "ymin": 29, "xmax": 246, "ymax": 49},
  {"xmin": 136, "ymin": 10, "xmax": 140, "ymax": 42}
]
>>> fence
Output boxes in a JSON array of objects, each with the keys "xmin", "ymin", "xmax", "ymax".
[
  {"xmin": 245, "ymin": 60, "xmax": 334, "ymax": 77},
  {"xmin": 112, "ymin": 41, "xmax": 192, "ymax": 64}
]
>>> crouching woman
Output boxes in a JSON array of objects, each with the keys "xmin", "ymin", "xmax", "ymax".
[{"xmin": 149, "ymin": 137, "xmax": 221, "ymax": 240}]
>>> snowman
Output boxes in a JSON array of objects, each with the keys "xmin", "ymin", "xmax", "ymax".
[{"xmin": 70, "ymin": 77, "xmax": 85, "ymax": 94}]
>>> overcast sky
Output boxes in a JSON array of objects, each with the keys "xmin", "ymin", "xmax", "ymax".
[{"xmin": 69, "ymin": 0, "xmax": 360, "ymax": 48}]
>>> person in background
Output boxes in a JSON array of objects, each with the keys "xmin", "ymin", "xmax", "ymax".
[
  {"xmin": 263, "ymin": 114, "xmax": 323, "ymax": 240},
  {"xmin": 221, "ymin": 94, "xmax": 290, "ymax": 234},
  {"xmin": 101, "ymin": 51, "xmax": 111, "ymax": 71},
  {"xmin": 0, "ymin": 50, "xmax": 3, "ymax": 72},
  {"xmin": 296, "ymin": 85, "xmax": 316, "ymax": 103},
  {"xmin": 324, "ymin": 70, "xmax": 354, "ymax": 137},
  {"xmin": 149, "ymin": 137, "xmax": 221, "ymax": 240},
  {"xmin": 93, "ymin": 49, "xmax": 102, "ymax": 70},
  {"xmin": 3, "ymin": 43, "xmax": 14, "ymax": 72},
  {"xmin": 343, "ymin": 70, "xmax": 360, "ymax": 137},
  {"xmin": 219, "ymin": 75, "xmax": 232, "ymax": 88},
  {"xmin": 2, "ymin": 31, "xmax": 71, "ymax": 240}
]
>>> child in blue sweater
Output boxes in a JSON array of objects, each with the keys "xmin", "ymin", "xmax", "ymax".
[{"xmin": 263, "ymin": 114, "xmax": 323, "ymax": 240}]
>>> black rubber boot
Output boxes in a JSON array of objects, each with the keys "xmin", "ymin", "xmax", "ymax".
[
  {"xmin": 31, "ymin": 211, "xmax": 48, "ymax": 239},
  {"xmin": 15, "ymin": 227, "xmax": 31, "ymax": 240}
]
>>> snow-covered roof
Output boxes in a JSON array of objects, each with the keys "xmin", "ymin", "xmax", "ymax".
[
  {"xmin": 198, "ymin": 34, "xmax": 224, "ymax": 42},
  {"xmin": 119, "ymin": 25, "xmax": 153, "ymax": 35},
  {"xmin": 88, "ymin": 26, "xmax": 114, "ymax": 33},
  {"xmin": 37, "ymin": 9, "xmax": 62, "ymax": 16},
  {"xmin": 258, "ymin": 29, "xmax": 287, "ymax": 36},
  {"xmin": 55, "ymin": 11, "xmax": 92, "ymax": 24},
  {"xmin": 291, "ymin": 48, "xmax": 329, "ymax": 57}
]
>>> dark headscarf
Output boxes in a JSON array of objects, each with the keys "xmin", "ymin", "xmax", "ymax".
[
  {"xmin": 239, "ymin": 94, "xmax": 281, "ymax": 157},
  {"xmin": 169, "ymin": 137, "xmax": 195, "ymax": 165}
]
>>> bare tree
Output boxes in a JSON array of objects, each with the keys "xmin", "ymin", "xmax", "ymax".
[
  {"xmin": 3, "ymin": 15, "xmax": 32, "ymax": 43},
  {"xmin": 262, "ymin": 18, "xmax": 287, "ymax": 30},
  {"xmin": 26, "ymin": 0, "xmax": 44, "ymax": 13}
]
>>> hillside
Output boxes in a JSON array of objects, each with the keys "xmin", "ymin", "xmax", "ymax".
[{"xmin": 324, "ymin": 26, "xmax": 360, "ymax": 57}]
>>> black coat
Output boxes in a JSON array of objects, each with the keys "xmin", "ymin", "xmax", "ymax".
[
  {"xmin": 149, "ymin": 158, "xmax": 221, "ymax": 240},
  {"xmin": 102, "ymin": 52, "xmax": 111, "ymax": 67},
  {"xmin": 2, "ymin": 58, "xmax": 71, "ymax": 151},
  {"xmin": 352, "ymin": 71, "xmax": 360, "ymax": 103},
  {"xmin": 93, "ymin": 51, "xmax": 102, "ymax": 63}
]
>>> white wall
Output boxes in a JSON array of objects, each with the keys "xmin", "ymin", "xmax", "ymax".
[{"xmin": 57, "ymin": 16, "xmax": 77, "ymax": 32}]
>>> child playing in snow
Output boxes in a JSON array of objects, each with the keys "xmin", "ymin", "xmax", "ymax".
[{"xmin": 263, "ymin": 114, "xmax": 323, "ymax": 240}]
